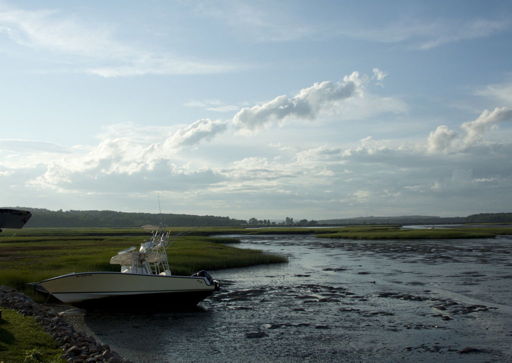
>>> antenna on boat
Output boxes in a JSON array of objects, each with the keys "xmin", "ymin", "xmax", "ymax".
[{"xmin": 157, "ymin": 193, "xmax": 164, "ymax": 231}]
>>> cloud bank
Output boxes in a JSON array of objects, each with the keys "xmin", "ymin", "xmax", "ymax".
[{"xmin": 2, "ymin": 71, "xmax": 512, "ymax": 218}]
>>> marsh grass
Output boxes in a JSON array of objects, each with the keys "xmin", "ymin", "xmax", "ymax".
[
  {"xmin": 169, "ymin": 237, "xmax": 285, "ymax": 274},
  {"xmin": 1, "ymin": 224, "xmax": 509, "ymax": 291},
  {"xmin": 206, "ymin": 236, "xmax": 241, "ymax": 244},
  {"xmin": 160, "ymin": 226, "xmax": 343, "ymax": 236},
  {"xmin": 0, "ymin": 309, "xmax": 65, "ymax": 362},
  {"xmin": 0, "ymin": 228, "xmax": 286, "ymax": 291},
  {"xmin": 317, "ymin": 225, "xmax": 512, "ymax": 240}
]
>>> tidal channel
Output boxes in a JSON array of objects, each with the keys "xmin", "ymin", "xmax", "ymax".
[{"xmin": 84, "ymin": 234, "xmax": 512, "ymax": 362}]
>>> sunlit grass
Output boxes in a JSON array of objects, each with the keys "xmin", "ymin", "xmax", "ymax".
[
  {"xmin": 0, "ymin": 229, "xmax": 287, "ymax": 292},
  {"xmin": 317, "ymin": 225, "xmax": 512, "ymax": 240},
  {"xmin": 169, "ymin": 237, "xmax": 285, "ymax": 274},
  {"xmin": 1, "ymin": 224, "xmax": 510, "ymax": 292}
]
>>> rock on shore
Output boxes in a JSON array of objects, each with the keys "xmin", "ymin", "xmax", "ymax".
[{"xmin": 0, "ymin": 286, "xmax": 128, "ymax": 362}]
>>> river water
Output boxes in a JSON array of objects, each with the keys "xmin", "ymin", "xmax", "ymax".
[{"xmin": 84, "ymin": 234, "xmax": 512, "ymax": 362}]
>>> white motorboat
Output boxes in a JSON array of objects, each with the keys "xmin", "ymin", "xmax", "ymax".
[{"xmin": 37, "ymin": 231, "xmax": 219, "ymax": 307}]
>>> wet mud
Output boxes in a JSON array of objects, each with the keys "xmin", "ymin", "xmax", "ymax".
[{"xmin": 85, "ymin": 235, "xmax": 512, "ymax": 362}]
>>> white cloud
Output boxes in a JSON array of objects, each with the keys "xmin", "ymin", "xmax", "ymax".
[
  {"xmin": 0, "ymin": 3, "xmax": 238, "ymax": 76},
  {"xmin": 327, "ymin": 92, "xmax": 407, "ymax": 121},
  {"xmin": 352, "ymin": 190, "xmax": 371, "ymax": 203},
  {"xmin": 234, "ymin": 72, "xmax": 366, "ymax": 130},
  {"xmin": 87, "ymin": 57, "xmax": 234, "ymax": 78},
  {"xmin": 17, "ymin": 118, "xmax": 230, "ymax": 193},
  {"xmin": 189, "ymin": 1, "xmax": 316, "ymax": 43},
  {"xmin": 0, "ymin": 70, "xmax": 407, "ymax": 209},
  {"xmin": 372, "ymin": 68, "xmax": 387, "ymax": 81},
  {"xmin": 189, "ymin": 2, "xmax": 510, "ymax": 50},
  {"xmin": 97, "ymin": 123, "xmax": 173, "ymax": 144},
  {"xmin": 343, "ymin": 18, "xmax": 510, "ymax": 50},
  {"xmin": 3, "ymin": 66, "xmax": 512, "ymax": 218},
  {"xmin": 0, "ymin": 139, "xmax": 69, "ymax": 153},
  {"xmin": 5, "ymin": 113, "xmax": 512, "ymax": 218},
  {"xmin": 184, "ymin": 99, "xmax": 240, "ymax": 113},
  {"xmin": 165, "ymin": 119, "xmax": 229, "ymax": 148},
  {"xmin": 233, "ymin": 70, "xmax": 405, "ymax": 131},
  {"xmin": 427, "ymin": 107, "xmax": 512, "ymax": 153},
  {"xmin": 461, "ymin": 107, "xmax": 512, "ymax": 145},
  {"xmin": 0, "ymin": 5, "xmax": 120, "ymax": 57},
  {"xmin": 417, "ymin": 18, "xmax": 509, "ymax": 50},
  {"xmin": 427, "ymin": 125, "xmax": 457, "ymax": 153},
  {"xmin": 476, "ymin": 80, "xmax": 512, "ymax": 106}
]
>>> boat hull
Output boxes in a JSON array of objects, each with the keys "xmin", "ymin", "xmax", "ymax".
[
  {"xmin": 38, "ymin": 272, "xmax": 217, "ymax": 307},
  {"xmin": 0, "ymin": 209, "xmax": 32, "ymax": 229}
]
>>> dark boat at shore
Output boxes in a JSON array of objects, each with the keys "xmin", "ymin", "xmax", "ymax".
[{"xmin": 0, "ymin": 208, "xmax": 32, "ymax": 231}]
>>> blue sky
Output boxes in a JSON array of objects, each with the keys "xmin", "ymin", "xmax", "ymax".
[{"xmin": 1, "ymin": 0, "xmax": 512, "ymax": 219}]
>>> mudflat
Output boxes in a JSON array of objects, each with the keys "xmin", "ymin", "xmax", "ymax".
[{"xmin": 85, "ymin": 234, "xmax": 512, "ymax": 362}]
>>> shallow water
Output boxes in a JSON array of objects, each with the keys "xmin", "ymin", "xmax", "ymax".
[{"xmin": 85, "ymin": 235, "xmax": 512, "ymax": 362}]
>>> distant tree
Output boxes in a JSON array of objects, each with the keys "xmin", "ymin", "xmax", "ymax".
[{"xmin": 285, "ymin": 217, "xmax": 294, "ymax": 225}]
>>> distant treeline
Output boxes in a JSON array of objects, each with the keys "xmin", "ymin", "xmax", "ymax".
[
  {"xmin": 465, "ymin": 213, "xmax": 512, "ymax": 223},
  {"xmin": 320, "ymin": 213, "xmax": 512, "ymax": 225},
  {"xmin": 4, "ymin": 208, "xmax": 512, "ymax": 228},
  {"xmin": 19, "ymin": 208, "xmax": 246, "ymax": 227}
]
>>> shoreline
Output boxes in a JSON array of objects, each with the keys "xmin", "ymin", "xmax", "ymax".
[{"xmin": 0, "ymin": 286, "xmax": 128, "ymax": 362}]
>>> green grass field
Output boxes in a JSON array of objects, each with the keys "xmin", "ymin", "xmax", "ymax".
[
  {"xmin": 316, "ymin": 225, "xmax": 512, "ymax": 240},
  {"xmin": 1, "ymin": 224, "xmax": 511, "ymax": 292},
  {"xmin": 0, "ymin": 309, "xmax": 65, "ymax": 363},
  {"xmin": 0, "ymin": 228, "xmax": 287, "ymax": 292}
]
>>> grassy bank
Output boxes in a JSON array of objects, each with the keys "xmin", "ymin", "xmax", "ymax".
[
  {"xmin": 0, "ymin": 308, "xmax": 65, "ymax": 362},
  {"xmin": 316, "ymin": 225, "xmax": 512, "ymax": 240},
  {"xmin": 2, "ymin": 224, "xmax": 511, "ymax": 291},
  {"xmin": 0, "ymin": 228, "xmax": 286, "ymax": 291}
]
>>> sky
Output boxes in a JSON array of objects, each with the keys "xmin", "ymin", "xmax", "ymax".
[{"xmin": 1, "ymin": 0, "xmax": 512, "ymax": 220}]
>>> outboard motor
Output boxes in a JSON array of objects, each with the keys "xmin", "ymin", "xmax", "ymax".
[{"xmin": 193, "ymin": 270, "xmax": 220, "ymax": 290}]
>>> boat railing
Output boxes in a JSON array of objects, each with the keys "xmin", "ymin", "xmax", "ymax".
[{"xmin": 111, "ymin": 230, "xmax": 172, "ymax": 275}]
